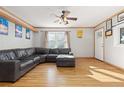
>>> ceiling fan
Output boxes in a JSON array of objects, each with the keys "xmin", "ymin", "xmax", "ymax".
[{"xmin": 54, "ymin": 10, "xmax": 77, "ymax": 25}]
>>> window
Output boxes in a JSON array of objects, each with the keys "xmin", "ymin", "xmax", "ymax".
[
  {"xmin": 113, "ymin": 26, "xmax": 124, "ymax": 47},
  {"xmin": 46, "ymin": 32, "xmax": 69, "ymax": 48},
  {"xmin": 120, "ymin": 28, "xmax": 124, "ymax": 44}
]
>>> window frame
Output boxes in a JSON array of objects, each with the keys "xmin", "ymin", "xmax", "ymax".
[{"xmin": 45, "ymin": 31, "xmax": 69, "ymax": 48}]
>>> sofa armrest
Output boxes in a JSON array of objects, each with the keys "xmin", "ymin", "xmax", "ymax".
[
  {"xmin": 0, "ymin": 60, "xmax": 21, "ymax": 82},
  {"xmin": 69, "ymin": 52, "xmax": 73, "ymax": 55}
]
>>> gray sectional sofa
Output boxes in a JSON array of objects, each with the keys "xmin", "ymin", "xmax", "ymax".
[{"xmin": 0, "ymin": 48, "xmax": 75, "ymax": 82}]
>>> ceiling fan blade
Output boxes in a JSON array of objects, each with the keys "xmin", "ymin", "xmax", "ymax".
[
  {"xmin": 54, "ymin": 19, "xmax": 60, "ymax": 23},
  {"xmin": 67, "ymin": 17, "xmax": 77, "ymax": 21},
  {"xmin": 52, "ymin": 13, "xmax": 61, "ymax": 18}
]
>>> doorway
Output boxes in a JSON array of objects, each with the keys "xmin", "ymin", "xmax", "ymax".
[{"xmin": 95, "ymin": 28, "xmax": 104, "ymax": 61}]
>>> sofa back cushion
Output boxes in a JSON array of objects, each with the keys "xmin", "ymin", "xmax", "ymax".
[
  {"xmin": 6, "ymin": 50, "xmax": 17, "ymax": 60},
  {"xmin": 14, "ymin": 49, "xmax": 27, "ymax": 59},
  {"xmin": 0, "ymin": 50, "xmax": 17, "ymax": 60},
  {"xmin": 58, "ymin": 48, "xmax": 71, "ymax": 54},
  {"xmin": 35, "ymin": 48, "xmax": 49, "ymax": 54},
  {"xmin": 25, "ymin": 48, "xmax": 35, "ymax": 56},
  {"xmin": 0, "ymin": 51, "xmax": 9, "ymax": 60},
  {"xmin": 49, "ymin": 48, "xmax": 58, "ymax": 54}
]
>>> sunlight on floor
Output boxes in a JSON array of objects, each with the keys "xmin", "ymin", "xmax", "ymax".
[
  {"xmin": 89, "ymin": 66, "xmax": 97, "ymax": 69},
  {"xmin": 47, "ymin": 68, "xmax": 56, "ymax": 83},
  {"xmin": 88, "ymin": 70, "xmax": 122, "ymax": 82},
  {"xmin": 87, "ymin": 66, "xmax": 124, "ymax": 82},
  {"xmin": 94, "ymin": 69, "xmax": 124, "ymax": 79}
]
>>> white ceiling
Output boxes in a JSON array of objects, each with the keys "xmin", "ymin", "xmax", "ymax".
[{"xmin": 2, "ymin": 6, "xmax": 124, "ymax": 27}]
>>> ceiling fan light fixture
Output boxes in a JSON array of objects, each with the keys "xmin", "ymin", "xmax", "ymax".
[
  {"xmin": 63, "ymin": 17, "xmax": 67, "ymax": 21},
  {"xmin": 53, "ymin": 10, "xmax": 77, "ymax": 25}
]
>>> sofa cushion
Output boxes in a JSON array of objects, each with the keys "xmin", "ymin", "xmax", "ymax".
[
  {"xmin": 0, "ymin": 51, "xmax": 9, "ymax": 60},
  {"xmin": 49, "ymin": 48, "xmax": 58, "ymax": 54},
  {"xmin": 58, "ymin": 48, "xmax": 71, "ymax": 54},
  {"xmin": 15, "ymin": 49, "xmax": 27, "ymax": 59},
  {"xmin": 24, "ymin": 55, "xmax": 40, "ymax": 62},
  {"xmin": 20, "ymin": 59, "xmax": 34, "ymax": 70},
  {"xmin": 25, "ymin": 48, "xmax": 35, "ymax": 56},
  {"xmin": 47, "ymin": 54, "xmax": 58, "ymax": 58},
  {"xmin": 35, "ymin": 48, "xmax": 49, "ymax": 54},
  {"xmin": 0, "ymin": 49, "xmax": 19, "ymax": 61},
  {"xmin": 46, "ymin": 54, "xmax": 58, "ymax": 62},
  {"xmin": 39, "ymin": 54, "xmax": 47, "ymax": 62},
  {"xmin": 34, "ymin": 54, "xmax": 47, "ymax": 63},
  {"xmin": 6, "ymin": 51, "xmax": 17, "ymax": 60}
]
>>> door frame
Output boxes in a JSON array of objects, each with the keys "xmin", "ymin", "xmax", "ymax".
[{"xmin": 94, "ymin": 27, "xmax": 105, "ymax": 61}]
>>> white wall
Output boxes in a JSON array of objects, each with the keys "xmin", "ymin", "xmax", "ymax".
[
  {"xmin": 0, "ymin": 21, "xmax": 34, "ymax": 50},
  {"xmin": 105, "ymin": 24, "xmax": 124, "ymax": 69},
  {"xmin": 34, "ymin": 28, "xmax": 94, "ymax": 57},
  {"xmin": 70, "ymin": 29, "xmax": 94, "ymax": 57},
  {"xmin": 95, "ymin": 15, "xmax": 124, "ymax": 69}
]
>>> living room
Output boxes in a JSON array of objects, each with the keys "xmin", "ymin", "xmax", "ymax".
[{"xmin": 1, "ymin": 0, "xmax": 124, "ymax": 92}]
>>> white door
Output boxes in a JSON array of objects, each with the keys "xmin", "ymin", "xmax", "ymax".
[{"xmin": 95, "ymin": 28, "xmax": 104, "ymax": 61}]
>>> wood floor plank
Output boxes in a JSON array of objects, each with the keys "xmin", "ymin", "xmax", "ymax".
[{"xmin": 0, "ymin": 58, "xmax": 124, "ymax": 87}]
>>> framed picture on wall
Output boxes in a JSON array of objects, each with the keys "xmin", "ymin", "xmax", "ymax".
[
  {"xmin": 26, "ymin": 28, "xmax": 30, "ymax": 39},
  {"xmin": 106, "ymin": 19, "xmax": 112, "ymax": 31},
  {"xmin": 117, "ymin": 12, "xmax": 124, "ymax": 22},
  {"xmin": 76, "ymin": 29, "xmax": 83, "ymax": 38},
  {"xmin": 105, "ymin": 30, "xmax": 112, "ymax": 36},
  {"xmin": 0, "ymin": 17, "xmax": 8, "ymax": 35},
  {"xmin": 15, "ymin": 24, "xmax": 22, "ymax": 38}
]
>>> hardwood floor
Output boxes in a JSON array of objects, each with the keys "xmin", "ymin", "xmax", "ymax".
[{"xmin": 0, "ymin": 58, "xmax": 124, "ymax": 87}]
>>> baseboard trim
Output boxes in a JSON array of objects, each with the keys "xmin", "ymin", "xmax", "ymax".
[
  {"xmin": 76, "ymin": 57, "xmax": 95, "ymax": 59},
  {"xmin": 95, "ymin": 58, "xmax": 104, "ymax": 62},
  {"xmin": 104, "ymin": 61, "xmax": 124, "ymax": 71},
  {"xmin": 91, "ymin": 58, "xmax": 124, "ymax": 71},
  {"xmin": 76, "ymin": 57, "xmax": 124, "ymax": 71}
]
